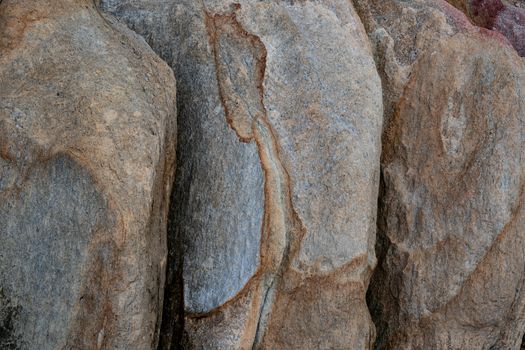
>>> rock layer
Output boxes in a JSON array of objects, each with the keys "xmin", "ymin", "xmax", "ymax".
[
  {"xmin": 102, "ymin": 0, "xmax": 383, "ymax": 349},
  {"xmin": 356, "ymin": 0, "xmax": 525, "ymax": 348},
  {"xmin": 0, "ymin": 0, "xmax": 177, "ymax": 348}
]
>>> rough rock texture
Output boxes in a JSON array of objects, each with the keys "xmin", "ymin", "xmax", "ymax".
[
  {"xmin": 445, "ymin": 0, "xmax": 525, "ymax": 56},
  {"xmin": 101, "ymin": 0, "xmax": 383, "ymax": 349},
  {"xmin": 0, "ymin": 0, "xmax": 177, "ymax": 349},
  {"xmin": 379, "ymin": 33, "xmax": 525, "ymax": 349},
  {"xmin": 353, "ymin": 0, "xmax": 507, "ymax": 130},
  {"xmin": 355, "ymin": 0, "xmax": 525, "ymax": 348},
  {"xmin": 509, "ymin": 0, "xmax": 525, "ymax": 8},
  {"xmin": 100, "ymin": 1, "xmax": 267, "ymax": 347},
  {"xmin": 3, "ymin": 0, "xmax": 524, "ymax": 349}
]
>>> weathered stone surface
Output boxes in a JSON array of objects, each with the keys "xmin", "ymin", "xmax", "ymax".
[
  {"xmin": 2, "ymin": 0, "xmax": 524, "ymax": 348},
  {"xmin": 446, "ymin": 0, "xmax": 525, "ymax": 56},
  {"xmin": 379, "ymin": 34, "xmax": 525, "ymax": 349},
  {"xmin": 356, "ymin": 0, "xmax": 525, "ymax": 348},
  {"xmin": 102, "ymin": 0, "xmax": 383, "ymax": 348},
  {"xmin": 353, "ymin": 0, "xmax": 471, "ymax": 131},
  {"xmin": 0, "ymin": 0, "xmax": 177, "ymax": 348},
  {"xmin": 102, "ymin": 0, "xmax": 267, "ymax": 333}
]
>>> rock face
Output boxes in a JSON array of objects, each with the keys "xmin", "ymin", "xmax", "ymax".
[
  {"xmin": 101, "ymin": 0, "xmax": 383, "ymax": 349},
  {"xmin": 380, "ymin": 34, "xmax": 525, "ymax": 349},
  {"xmin": 0, "ymin": 0, "xmax": 177, "ymax": 349},
  {"xmin": 356, "ymin": 0, "xmax": 525, "ymax": 348},
  {"xmin": 2, "ymin": 0, "xmax": 524, "ymax": 349}
]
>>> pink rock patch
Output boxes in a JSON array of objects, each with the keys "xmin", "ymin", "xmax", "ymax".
[
  {"xmin": 495, "ymin": 5, "xmax": 525, "ymax": 55},
  {"xmin": 468, "ymin": 0, "xmax": 525, "ymax": 56}
]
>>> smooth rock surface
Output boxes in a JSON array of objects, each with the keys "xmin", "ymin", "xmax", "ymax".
[
  {"xmin": 0, "ymin": 0, "xmax": 177, "ymax": 348},
  {"xmin": 102, "ymin": 0, "xmax": 383, "ymax": 349},
  {"xmin": 356, "ymin": 0, "xmax": 525, "ymax": 348}
]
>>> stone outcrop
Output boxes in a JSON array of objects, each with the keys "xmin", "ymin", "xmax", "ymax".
[
  {"xmin": 101, "ymin": 0, "xmax": 383, "ymax": 348},
  {"xmin": 2, "ymin": 0, "xmax": 524, "ymax": 349},
  {"xmin": 355, "ymin": 0, "xmax": 525, "ymax": 348},
  {"xmin": 0, "ymin": 0, "xmax": 177, "ymax": 348}
]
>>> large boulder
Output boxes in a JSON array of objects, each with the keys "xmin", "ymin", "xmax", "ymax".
[
  {"xmin": 356, "ymin": 0, "xmax": 525, "ymax": 348},
  {"xmin": 0, "ymin": 0, "xmax": 177, "ymax": 348},
  {"xmin": 101, "ymin": 0, "xmax": 383, "ymax": 348}
]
